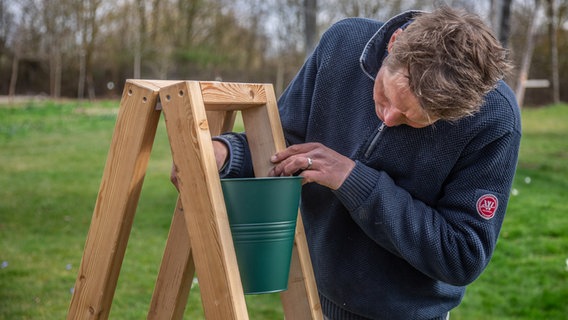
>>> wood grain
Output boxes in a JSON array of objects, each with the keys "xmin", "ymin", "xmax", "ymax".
[{"xmin": 67, "ymin": 81, "xmax": 161, "ymax": 319}]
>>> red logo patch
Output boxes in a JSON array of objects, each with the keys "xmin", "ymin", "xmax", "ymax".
[{"xmin": 476, "ymin": 194, "xmax": 498, "ymax": 220}]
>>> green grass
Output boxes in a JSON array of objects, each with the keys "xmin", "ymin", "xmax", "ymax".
[{"xmin": 0, "ymin": 100, "xmax": 566, "ymax": 319}]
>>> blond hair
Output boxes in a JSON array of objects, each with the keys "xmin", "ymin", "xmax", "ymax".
[{"xmin": 384, "ymin": 6, "xmax": 512, "ymax": 121}]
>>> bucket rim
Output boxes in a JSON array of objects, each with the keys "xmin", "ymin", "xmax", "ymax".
[{"xmin": 220, "ymin": 176, "xmax": 303, "ymax": 182}]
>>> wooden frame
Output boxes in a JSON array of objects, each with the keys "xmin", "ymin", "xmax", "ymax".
[{"xmin": 67, "ymin": 80, "xmax": 322, "ymax": 319}]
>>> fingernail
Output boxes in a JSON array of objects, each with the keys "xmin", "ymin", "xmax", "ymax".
[{"xmin": 270, "ymin": 155, "xmax": 277, "ymax": 162}]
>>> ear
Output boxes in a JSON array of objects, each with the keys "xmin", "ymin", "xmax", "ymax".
[{"xmin": 387, "ymin": 28, "xmax": 404, "ymax": 54}]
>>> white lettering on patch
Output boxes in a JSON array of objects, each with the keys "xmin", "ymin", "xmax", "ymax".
[{"xmin": 476, "ymin": 194, "xmax": 498, "ymax": 220}]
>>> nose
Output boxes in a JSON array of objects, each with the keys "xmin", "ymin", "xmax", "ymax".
[{"xmin": 382, "ymin": 109, "xmax": 400, "ymax": 127}]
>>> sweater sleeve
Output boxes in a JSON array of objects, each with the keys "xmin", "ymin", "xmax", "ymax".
[
  {"xmin": 213, "ymin": 133, "xmax": 254, "ymax": 178},
  {"xmin": 334, "ymin": 124, "xmax": 521, "ymax": 286}
]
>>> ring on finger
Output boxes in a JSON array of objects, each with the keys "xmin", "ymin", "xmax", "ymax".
[{"xmin": 306, "ymin": 157, "xmax": 313, "ymax": 170}]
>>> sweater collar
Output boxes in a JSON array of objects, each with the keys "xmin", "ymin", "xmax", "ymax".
[{"xmin": 359, "ymin": 10, "xmax": 424, "ymax": 81}]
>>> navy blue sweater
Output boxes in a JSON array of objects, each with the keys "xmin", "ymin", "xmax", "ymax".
[{"xmin": 218, "ymin": 11, "xmax": 521, "ymax": 320}]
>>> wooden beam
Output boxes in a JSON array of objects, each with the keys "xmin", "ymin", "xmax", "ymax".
[
  {"xmin": 160, "ymin": 81, "xmax": 248, "ymax": 320},
  {"xmin": 147, "ymin": 197, "xmax": 196, "ymax": 320},
  {"xmin": 148, "ymin": 105, "xmax": 237, "ymax": 320},
  {"xmin": 68, "ymin": 80, "xmax": 161, "ymax": 319}
]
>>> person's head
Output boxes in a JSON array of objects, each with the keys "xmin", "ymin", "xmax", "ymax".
[{"xmin": 374, "ymin": 6, "xmax": 512, "ymax": 128}]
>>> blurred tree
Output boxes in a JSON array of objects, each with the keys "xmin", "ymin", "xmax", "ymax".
[
  {"xmin": 177, "ymin": 0, "xmax": 201, "ymax": 47},
  {"xmin": 546, "ymin": 0, "xmax": 560, "ymax": 104},
  {"xmin": 42, "ymin": 0, "xmax": 75, "ymax": 98},
  {"xmin": 490, "ymin": 0, "xmax": 513, "ymax": 47},
  {"xmin": 76, "ymin": 0, "xmax": 103, "ymax": 100},
  {"xmin": 515, "ymin": 0, "xmax": 543, "ymax": 107},
  {"xmin": 526, "ymin": 0, "xmax": 567, "ymax": 105},
  {"xmin": 8, "ymin": 0, "xmax": 45, "ymax": 97},
  {"xmin": 331, "ymin": 0, "xmax": 387, "ymax": 18},
  {"xmin": 0, "ymin": 0, "xmax": 12, "ymax": 60},
  {"xmin": 304, "ymin": 0, "xmax": 317, "ymax": 57},
  {"xmin": 0, "ymin": 0, "xmax": 565, "ymax": 104},
  {"xmin": 269, "ymin": 0, "xmax": 305, "ymax": 94},
  {"xmin": 0, "ymin": 0, "xmax": 14, "ymax": 94},
  {"xmin": 133, "ymin": 0, "xmax": 147, "ymax": 79}
]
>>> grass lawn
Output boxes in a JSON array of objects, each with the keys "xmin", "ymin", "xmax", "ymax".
[{"xmin": 0, "ymin": 99, "xmax": 566, "ymax": 319}]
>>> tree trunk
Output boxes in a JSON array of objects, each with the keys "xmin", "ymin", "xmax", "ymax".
[
  {"xmin": 499, "ymin": 0, "xmax": 513, "ymax": 47},
  {"xmin": 78, "ymin": 50, "xmax": 86, "ymax": 99},
  {"xmin": 77, "ymin": 0, "xmax": 99, "ymax": 100},
  {"xmin": 8, "ymin": 52, "xmax": 18, "ymax": 97},
  {"xmin": 150, "ymin": 0, "xmax": 162, "ymax": 43},
  {"xmin": 490, "ymin": 0, "xmax": 513, "ymax": 47},
  {"xmin": 50, "ymin": 48, "xmax": 62, "ymax": 98},
  {"xmin": 134, "ymin": 0, "xmax": 146, "ymax": 79},
  {"xmin": 87, "ymin": 72, "xmax": 95, "ymax": 101},
  {"xmin": 490, "ymin": 0, "xmax": 503, "ymax": 39},
  {"xmin": 515, "ymin": 0, "xmax": 542, "ymax": 107},
  {"xmin": 133, "ymin": 47, "xmax": 141, "ymax": 79},
  {"xmin": 304, "ymin": 0, "xmax": 317, "ymax": 57},
  {"xmin": 547, "ymin": 0, "xmax": 560, "ymax": 104},
  {"xmin": 77, "ymin": 0, "xmax": 85, "ymax": 99}
]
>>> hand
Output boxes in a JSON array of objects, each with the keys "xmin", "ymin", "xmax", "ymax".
[
  {"xmin": 269, "ymin": 142, "xmax": 355, "ymax": 190},
  {"xmin": 170, "ymin": 140, "xmax": 229, "ymax": 190},
  {"xmin": 212, "ymin": 140, "xmax": 229, "ymax": 170}
]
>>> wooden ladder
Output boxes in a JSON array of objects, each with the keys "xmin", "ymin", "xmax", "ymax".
[{"xmin": 67, "ymin": 80, "xmax": 322, "ymax": 319}]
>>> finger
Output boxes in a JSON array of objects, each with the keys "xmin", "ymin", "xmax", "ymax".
[
  {"xmin": 298, "ymin": 169, "xmax": 316, "ymax": 185},
  {"xmin": 273, "ymin": 155, "xmax": 309, "ymax": 176},
  {"xmin": 292, "ymin": 157, "xmax": 313, "ymax": 175},
  {"xmin": 271, "ymin": 143, "xmax": 317, "ymax": 163},
  {"xmin": 280, "ymin": 156, "xmax": 302, "ymax": 176},
  {"xmin": 268, "ymin": 167, "xmax": 277, "ymax": 177}
]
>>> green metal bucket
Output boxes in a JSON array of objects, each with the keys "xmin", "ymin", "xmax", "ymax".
[{"xmin": 220, "ymin": 176, "xmax": 303, "ymax": 294}]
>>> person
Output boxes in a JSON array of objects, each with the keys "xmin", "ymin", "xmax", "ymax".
[{"xmin": 172, "ymin": 6, "xmax": 521, "ymax": 320}]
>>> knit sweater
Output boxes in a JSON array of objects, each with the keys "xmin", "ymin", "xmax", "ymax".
[{"xmin": 217, "ymin": 11, "xmax": 522, "ymax": 320}]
